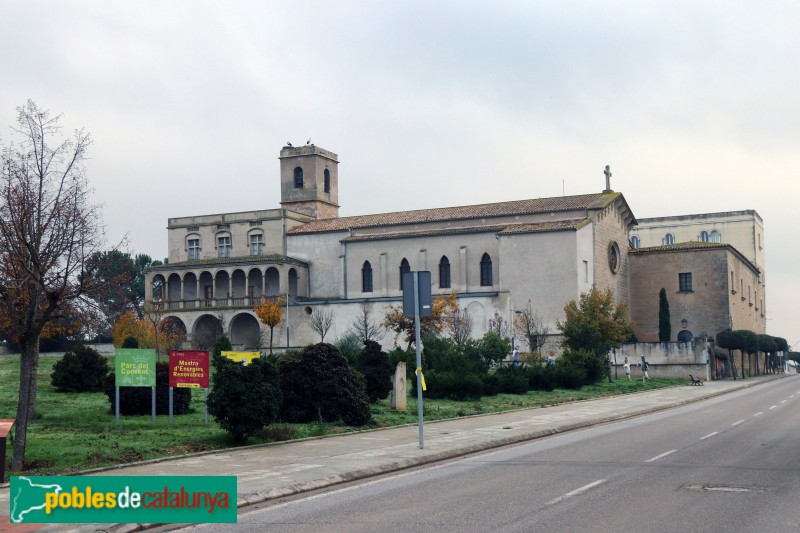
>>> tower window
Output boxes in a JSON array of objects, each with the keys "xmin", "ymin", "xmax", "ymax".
[
  {"xmin": 362, "ymin": 261, "xmax": 373, "ymax": 293},
  {"xmin": 663, "ymin": 233, "xmax": 675, "ymax": 245},
  {"xmin": 480, "ymin": 253, "xmax": 493, "ymax": 287},
  {"xmin": 294, "ymin": 167, "xmax": 304, "ymax": 188},
  {"xmin": 699, "ymin": 231, "xmax": 709, "ymax": 242},
  {"xmin": 630, "ymin": 235, "xmax": 639, "ymax": 249},
  {"xmin": 710, "ymin": 230, "xmax": 721, "ymax": 243},
  {"xmin": 399, "ymin": 258, "xmax": 410, "ymax": 288},
  {"xmin": 439, "ymin": 256, "xmax": 451, "ymax": 289},
  {"xmin": 324, "ymin": 169, "xmax": 331, "ymax": 193},
  {"xmin": 188, "ymin": 238, "xmax": 201, "ymax": 260}
]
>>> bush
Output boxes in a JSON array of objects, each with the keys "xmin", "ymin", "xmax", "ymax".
[
  {"xmin": 479, "ymin": 332, "xmax": 512, "ymax": 367},
  {"xmin": 526, "ymin": 365, "xmax": 556, "ymax": 391},
  {"xmin": 104, "ymin": 362, "xmax": 191, "ymax": 415},
  {"xmin": 336, "ymin": 333, "xmax": 363, "ymax": 366},
  {"xmin": 122, "ymin": 336, "xmax": 139, "ymax": 348},
  {"xmin": 51, "ymin": 345, "xmax": 110, "ymax": 392},
  {"xmin": 493, "ymin": 366, "xmax": 530, "ymax": 394},
  {"xmin": 207, "ymin": 354, "xmax": 282, "ymax": 443},
  {"xmin": 279, "ymin": 343, "xmax": 371, "ymax": 426},
  {"xmin": 418, "ymin": 369, "xmax": 485, "ymax": 400},
  {"xmin": 357, "ymin": 340, "xmax": 393, "ymax": 403},
  {"xmin": 552, "ymin": 365, "xmax": 584, "ymax": 389},
  {"xmin": 560, "ymin": 349, "xmax": 606, "ymax": 384}
]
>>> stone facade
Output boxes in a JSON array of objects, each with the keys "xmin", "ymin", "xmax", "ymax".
[{"xmin": 628, "ymin": 243, "xmax": 764, "ymax": 343}]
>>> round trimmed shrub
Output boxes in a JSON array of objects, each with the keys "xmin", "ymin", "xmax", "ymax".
[
  {"xmin": 493, "ymin": 366, "xmax": 530, "ymax": 394},
  {"xmin": 279, "ymin": 343, "xmax": 371, "ymax": 426},
  {"xmin": 104, "ymin": 361, "xmax": 191, "ymax": 415},
  {"xmin": 553, "ymin": 365, "xmax": 584, "ymax": 389},
  {"xmin": 51, "ymin": 345, "xmax": 109, "ymax": 392},
  {"xmin": 207, "ymin": 354, "xmax": 282, "ymax": 443},
  {"xmin": 415, "ymin": 370, "xmax": 484, "ymax": 400},
  {"xmin": 357, "ymin": 340, "xmax": 393, "ymax": 403}
]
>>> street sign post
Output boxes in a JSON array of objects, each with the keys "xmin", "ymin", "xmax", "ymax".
[{"xmin": 402, "ymin": 271, "xmax": 431, "ymax": 449}]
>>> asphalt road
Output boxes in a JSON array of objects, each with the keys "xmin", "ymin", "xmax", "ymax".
[{"xmin": 178, "ymin": 375, "xmax": 800, "ymax": 533}]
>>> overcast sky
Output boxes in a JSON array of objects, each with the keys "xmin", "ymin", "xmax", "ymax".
[{"xmin": 1, "ymin": 1, "xmax": 797, "ymax": 342}]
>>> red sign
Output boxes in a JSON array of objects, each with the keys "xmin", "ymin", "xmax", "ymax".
[
  {"xmin": 169, "ymin": 350, "xmax": 210, "ymax": 388},
  {"xmin": 0, "ymin": 419, "xmax": 14, "ymax": 438}
]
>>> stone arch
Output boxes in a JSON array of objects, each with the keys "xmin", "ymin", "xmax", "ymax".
[
  {"xmin": 288, "ymin": 268, "xmax": 298, "ymax": 301},
  {"xmin": 265, "ymin": 267, "xmax": 280, "ymax": 296},
  {"xmin": 230, "ymin": 312, "xmax": 261, "ymax": 350},
  {"xmin": 214, "ymin": 270, "xmax": 230, "ymax": 302},
  {"xmin": 467, "ymin": 301, "xmax": 487, "ymax": 338},
  {"xmin": 231, "ymin": 268, "xmax": 247, "ymax": 301},
  {"xmin": 199, "ymin": 271, "xmax": 214, "ymax": 305},
  {"xmin": 183, "ymin": 272, "xmax": 198, "ymax": 301},
  {"xmin": 248, "ymin": 267, "xmax": 263, "ymax": 299},
  {"xmin": 152, "ymin": 274, "xmax": 166, "ymax": 301},
  {"xmin": 167, "ymin": 273, "xmax": 182, "ymax": 303},
  {"xmin": 161, "ymin": 316, "xmax": 188, "ymax": 352},
  {"xmin": 192, "ymin": 314, "xmax": 223, "ymax": 350}
]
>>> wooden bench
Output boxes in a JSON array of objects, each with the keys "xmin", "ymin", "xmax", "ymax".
[{"xmin": 689, "ymin": 374, "xmax": 704, "ymax": 386}]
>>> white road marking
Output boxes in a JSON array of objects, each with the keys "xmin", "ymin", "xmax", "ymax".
[
  {"xmin": 780, "ymin": 400, "xmax": 787, "ymax": 404},
  {"xmin": 700, "ymin": 432, "xmax": 719, "ymax": 440},
  {"xmin": 753, "ymin": 412, "xmax": 763, "ymax": 417},
  {"xmin": 769, "ymin": 405, "xmax": 777, "ymax": 410},
  {"xmin": 732, "ymin": 420, "xmax": 745, "ymax": 426},
  {"xmin": 646, "ymin": 450, "xmax": 677, "ymax": 463},
  {"xmin": 546, "ymin": 479, "xmax": 606, "ymax": 506}
]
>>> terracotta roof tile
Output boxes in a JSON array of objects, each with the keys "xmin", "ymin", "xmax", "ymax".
[
  {"xmin": 289, "ymin": 193, "xmax": 613, "ymax": 235},
  {"xmin": 629, "ymin": 241, "xmax": 730, "ymax": 253}
]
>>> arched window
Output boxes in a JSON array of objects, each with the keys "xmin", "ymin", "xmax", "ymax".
[
  {"xmin": 399, "ymin": 258, "xmax": 410, "ymax": 288},
  {"xmin": 324, "ymin": 169, "xmax": 331, "ymax": 193},
  {"xmin": 439, "ymin": 256, "xmax": 451, "ymax": 289},
  {"xmin": 362, "ymin": 261, "xmax": 373, "ymax": 293},
  {"xmin": 480, "ymin": 253, "xmax": 493, "ymax": 287},
  {"xmin": 710, "ymin": 230, "xmax": 721, "ymax": 243},
  {"xmin": 294, "ymin": 166, "xmax": 304, "ymax": 188},
  {"xmin": 663, "ymin": 233, "xmax": 675, "ymax": 245},
  {"xmin": 630, "ymin": 235, "xmax": 640, "ymax": 249},
  {"xmin": 699, "ymin": 231, "xmax": 709, "ymax": 242}
]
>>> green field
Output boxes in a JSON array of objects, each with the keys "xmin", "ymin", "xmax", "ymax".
[{"xmin": 0, "ymin": 354, "xmax": 685, "ymax": 480}]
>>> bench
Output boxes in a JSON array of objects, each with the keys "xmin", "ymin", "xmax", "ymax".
[{"xmin": 689, "ymin": 374, "xmax": 704, "ymax": 386}]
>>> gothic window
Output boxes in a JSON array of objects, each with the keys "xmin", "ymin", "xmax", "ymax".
[
  {"xmin": 439, "ymin": 256, "xmax": 451, "ymax": 289},
  {"xmin": 250, "ymin": 233, "xmax": 264, "ymax": 256},
  {"xmin": 630, "ymin": 235, "xmax": 640, "ymax": 249},
  {"xmin": 324, "ymin": 169, "xmax": 331, "ymax": 193},
  {"xmin": 699, "ymin": 231, "xmax": 709, "ymax": 242},
  {"xmin": 362, "ymin": 261, "xmax": 373, "ymax": 293},
  {"xmin": 399, "ymin": 258, "xmax": 410, "ymax": 288},
  {"xmin": 663, "ymin": 233, "xmax": 675, "ymax": 245},
  {"xmin": 608, "ymin": 241, "xmax": 620, "ymax": 273},
  {"xmin": 217, "ymin": 234, "xmax": 231, "ymax": 258},
  {"xmin": 294, "ymin": 166, "xmax": 304, "ymax": 188},
  {"xmin": 710, "ymin": 230, "xmax": 721, "ymax": 243},
  {"xmin": 679, "ymin": 272, "xmax": 693, "ymax": 292},
  {"xmin": 188, "ymin": 237, "xmax": 201, "ymax": 260},
  {"xmin": 480, "ymin": 253, "xmax": 493, "ymax": 287}
]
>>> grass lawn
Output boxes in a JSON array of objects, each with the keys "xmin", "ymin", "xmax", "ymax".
[{"xmin": 0, "ymin": 354, "xmax": 686, "ymax": 480}]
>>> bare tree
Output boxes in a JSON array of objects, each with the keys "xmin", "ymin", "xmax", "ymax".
[
  {"xmin": 450, "ymin": 306, "xmax": 473, "ymax": 344},
  {"xmin": 350, "ymin": 304, "xmax": 384, "ymax": 343},
  {"xmin": 0, "ymin": 101, "xmax": 108, "ymax": 471},
  {"xmin": 487, "ymin": 310, "xmax": 509, "ymax": 338},
  {"xmin": 308, "ymin": 307, "xmax": 334, "ymax": 342},
  {"xmin": 514, "ymin": 300, "xmax": 550, "ymax": 353}
]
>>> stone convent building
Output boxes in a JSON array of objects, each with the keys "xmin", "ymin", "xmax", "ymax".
[{"xmin": 145, "ymin": 144, "xmax": 765, "ymax": 351}]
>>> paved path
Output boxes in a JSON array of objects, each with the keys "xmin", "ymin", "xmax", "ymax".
[{"xmin": 0, "ymin": 375, "xmax": 788, "ymax": 532}]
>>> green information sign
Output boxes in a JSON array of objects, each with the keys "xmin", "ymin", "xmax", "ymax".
[
  {"xmin": 115, "ymin": 348, "xmax": 156, "ymax": 387},
  {"xmin": 9, "ymin": 475, "xmax": 237, "ymax": 524}
]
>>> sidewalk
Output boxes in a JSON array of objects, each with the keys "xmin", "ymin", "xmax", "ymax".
[{"xmin": 1, "ymin": 374, "xmax": 788, "ymax": 532}]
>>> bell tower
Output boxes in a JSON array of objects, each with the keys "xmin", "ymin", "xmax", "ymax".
[{"xmin": 279, "ymin": 144, "xmax": 339, "ymax": 219}]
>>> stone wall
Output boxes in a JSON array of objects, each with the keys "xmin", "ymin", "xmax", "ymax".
[{"xmin": 614, "ymin": 341, "xmax": 710, "ymax": 381}]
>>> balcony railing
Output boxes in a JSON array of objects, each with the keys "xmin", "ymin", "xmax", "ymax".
[{"xmin": 151, "ymin": 297, "xmax": 259, "ymax": 311}]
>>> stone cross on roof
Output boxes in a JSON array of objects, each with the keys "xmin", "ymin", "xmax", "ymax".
[{"xmin": 604, "ymin": 165, "xmax": 612, "ymax": 192}]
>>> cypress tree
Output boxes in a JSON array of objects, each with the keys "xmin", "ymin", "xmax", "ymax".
[{"xmin": 658, "ymin": 288, "xmax": 671, "ymax": 342}]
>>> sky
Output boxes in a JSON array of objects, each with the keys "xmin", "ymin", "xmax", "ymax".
[{"xmin": 1, "ymin": 1, "xmax": 798, "ymax": 342}]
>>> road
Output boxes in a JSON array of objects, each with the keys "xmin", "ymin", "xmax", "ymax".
[{"xmin": 179, "ymin": 376, "xmax": 800, "ymax": 532}]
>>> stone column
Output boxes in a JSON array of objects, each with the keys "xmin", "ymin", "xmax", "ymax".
[
  {"xmin": 459, "ymin": 246, "xmax": 468, "ymax": 291},
  {"xmin": 391, "ymin": 362, "xmax": 407, "ymax": 411}
]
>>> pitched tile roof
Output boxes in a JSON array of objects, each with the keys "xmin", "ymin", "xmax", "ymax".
[
  {"xmin": 289, "ymin": 193, "xmax": 617, "ymax": 235},
  {"xmin": 340, "ymin": 219, "xmax": 589, "ymax": 243},
  {"xmin": 146, "ymin": 254, "xmax": 307, "ymax": 272},
  {"xmin": 630, "ymin": 241, "xmax": 760, "ymax": 273}
]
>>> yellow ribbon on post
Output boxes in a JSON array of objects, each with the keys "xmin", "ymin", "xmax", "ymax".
[{"xmin": 416, "ymin": 367, "xmax": 427, "ymax": 391}]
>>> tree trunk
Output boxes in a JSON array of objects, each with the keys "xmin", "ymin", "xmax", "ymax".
[
  {"xmin": 12, "ymin": 335, "xmax": 40, "ymax": 472},
  {"xmin": 269, "ymin": 326, "xmax": 274, "ymax": 354}
]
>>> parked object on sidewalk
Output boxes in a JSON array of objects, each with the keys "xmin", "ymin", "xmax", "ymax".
[{"xmin": 689, "ymin": 374, "xmax": 704, "ymax": 386}]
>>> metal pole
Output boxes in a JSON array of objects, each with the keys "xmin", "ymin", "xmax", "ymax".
[
  {"xmin": 286, "ymin": 294, "xmax": 290, "ymax": 349},
  {"xmin": 151, "ymin": 386, "xmax": 156, "ymax": 425},
  {"xmin": 115, "ymin": 386, "xmax": 120, "ymax": 423},
  {"xmin": 169, "ymin": 387, "xmax": 173, "ymax": 425},
  {"xmin": 414, "ymin": 272, "xmax": 424, "ymax": 449},
  {"xmin": 204, "ymin": 389, "xmax": 209, "ymax": 424}
]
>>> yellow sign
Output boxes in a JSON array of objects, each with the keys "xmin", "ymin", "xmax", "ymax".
[{"xmin": 221, "ymin": 351, "xmax": 260, "ymax": 366}]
